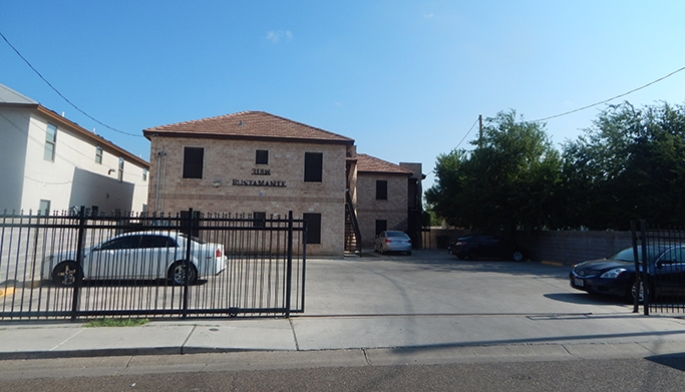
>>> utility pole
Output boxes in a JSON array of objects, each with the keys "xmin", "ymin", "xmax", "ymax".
[{"xmin": 478, "ymin": 114, "xmax": 483, "ymax": 148}]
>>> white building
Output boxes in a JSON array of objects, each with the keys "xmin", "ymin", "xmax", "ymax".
[{"xmin": 0, "ymin": 84, "xmax": 149, "ymax": 215}]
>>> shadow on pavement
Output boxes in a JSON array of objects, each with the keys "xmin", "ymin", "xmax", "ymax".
[{"xmin": 645, "ymin": 353, "xmax": 685, "ymax": 371}]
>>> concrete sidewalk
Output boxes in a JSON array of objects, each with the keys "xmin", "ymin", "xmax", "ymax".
[{"xmin": 1, "ymin": 312, "xmax": 685, "ymax": 362}]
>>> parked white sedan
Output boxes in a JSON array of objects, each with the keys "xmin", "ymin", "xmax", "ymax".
[{"xmin": 42, "ymin": 231, "xmax": 227, "ymax": 286}]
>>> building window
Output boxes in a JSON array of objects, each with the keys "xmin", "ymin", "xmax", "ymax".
[
  {"xmin": 44, "ymin": 123, "xmax": 57, "ymax": 161},
  {"xmin": 39, "ymin": 200, "xmax": 51, "ymax": 216},
  {"xmin": 143, "ymin": 169, "xmax": 148, "ymax": 181},
  {"xmin": 253, "ymin": 212, "xmax": 266, "ymax": 228},
  {"xmin": 256, "ymin": 150, "xmax": 269, "ymax": 165},
  {"xmin": 118, "ymin": 157, "xmax": 124, "ymax": 181},
  {"xmin": 375, "ymin": 220, "xmax": 387, "ymax": 236},
  {"xmin": 303, "ymin": 213, "xmax": 322, "ymax": 244},
  {"xmin": 304, "ymin": 152, "xmax": 323, "ymax": 182},
  {"xmin": 95, "ymin": 146, "xmax": 103, "ymax": 164},
  {"xmin": 376, "ymin": 180, "xmax": 388, "ymax": 200},
  {"xmin": 183, "ymin": 147, "xmax": 204, "ymax": 179}
]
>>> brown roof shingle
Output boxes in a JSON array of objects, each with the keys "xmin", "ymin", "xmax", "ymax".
[
  {"xmin": 356, "ymin": 153, "xmax": 413, "ymax": 175},
  {"xmin": 143, "ymin": 111, "xmax": 354, "ymax": 145}
]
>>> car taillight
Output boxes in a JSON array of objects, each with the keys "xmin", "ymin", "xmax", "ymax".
[
  {"xmin": 456, "ymin": 241, "xmax": 465, "ymax": 246},
  {"xmin": 385, "ymin": 238, "xmax": 391, "ymax": 243},
  {"xmin": 215, "ymin": 248, "xmax": 222, "ymax": 258}
]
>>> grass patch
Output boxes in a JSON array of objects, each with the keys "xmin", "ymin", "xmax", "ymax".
[{"xmin": 85, "ymin": 318, "xmax": 150, "ymax": 328}]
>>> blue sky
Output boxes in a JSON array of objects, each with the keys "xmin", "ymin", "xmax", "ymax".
[{"xmin": 2, "ymin": 1, "xmax": 685, "ymax": 191}]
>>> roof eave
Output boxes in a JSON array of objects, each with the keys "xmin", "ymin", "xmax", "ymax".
[
  {"xmin": 143, "ymin": 131, "xmax": 355, "ymax": 145},
  {"xmin": 36, "ymin": 106, "xmax": 150, "ymax": 168}
]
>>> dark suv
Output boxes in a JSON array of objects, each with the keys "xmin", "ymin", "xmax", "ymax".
[{"xmin": 448, "ymin": 235, "xmax": 526, "ymax": 262}]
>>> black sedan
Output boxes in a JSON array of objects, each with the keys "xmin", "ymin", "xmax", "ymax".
[
  {"xmin": 570, "ymin": 245, "xmax": 685, "ymax": 303},
  {"xmin": 448, "ymin": 235, "xmax": 526, "ymax": 262}
]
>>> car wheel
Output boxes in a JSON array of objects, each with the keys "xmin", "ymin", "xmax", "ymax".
[
  {"xmin": 465, "ymin": 251, "xmax": 476, "ymax": 260},
  {"xmin": 512, "ymin": 250, "xmax": 524, "ymax": 262},
  {"xmin": 628, "ymin": 281, "xmax": 643, "ymax": 304},
  {"xmin": 407, "ymin": 251, "xmax": 412, "ymax": 255},
  {"xmin": 168, "ymin": 261, "xmax": 197, "ymax": 285},
  {"xmin": 629, "ymin": 280, "xmax": 654, "ymax": 304},
  {"xmin": 52, "ymin": 261, "xmax": 81, "ymax": 286}
]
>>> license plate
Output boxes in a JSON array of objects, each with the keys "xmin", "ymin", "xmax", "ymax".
[{"xmin": 574, "ymin": 277, "xmax": 584, "ymax": 287}]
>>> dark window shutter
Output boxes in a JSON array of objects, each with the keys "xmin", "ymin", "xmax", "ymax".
[
  {"xmin": 183, "ymin": 147, "xmax": 204, "ymax": 179},
  {"xmin": 304, "ymin": 152, "xmax": 323, "ymax": 182}
]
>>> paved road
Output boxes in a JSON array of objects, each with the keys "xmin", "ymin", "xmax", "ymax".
[{"xmin": 1, "ymin": 353, "xmax": 684, "ymax": 391}]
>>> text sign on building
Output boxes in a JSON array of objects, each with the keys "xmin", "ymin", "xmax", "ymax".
[
  {"xmin": 232, "ymin": 179, "xmax": 286, "ymax": 187},
  {"xmin": 232, "ymin": 167, "xmax": 285, "ymax": 187}
]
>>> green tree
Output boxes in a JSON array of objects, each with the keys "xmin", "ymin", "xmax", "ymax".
[
  {"xmin": 426, "ymin": 110, "xmax": 561, "ymax": 234},
  {"xmin": 561, "ymin": 101, "xmax": 685, "ymax": 229}
]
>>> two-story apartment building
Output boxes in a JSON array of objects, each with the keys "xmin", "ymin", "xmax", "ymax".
[
  {"xmin": 0, "ymin": 84, "xmax": 149, "ymax": 215},
  {"xmin": 143, "ymin": 111, "xmax": 424, "ymax": 256},
  {"xmin": 143, "ymin": 111, "xmax": 355, "ymax": 255}
]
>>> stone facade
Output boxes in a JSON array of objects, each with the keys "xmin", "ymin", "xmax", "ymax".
[
  {"xmin": 145, "ymin": 112, "xmax": 354, "ymax": 255},
  {"xmin": 356, "ymin": 173, "xmax": 410, "ymax": 246},
  {"xmin": 144, "ymin": 111, "xmax": 423, "ymax": 256}
]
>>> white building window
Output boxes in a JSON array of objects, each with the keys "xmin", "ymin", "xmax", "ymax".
[
  {"xmin": 95, "ymin": 146, "xmax": 103, "ymax": 164},
  {"xmin": 143, "ymin": 169, "xmax": 148, "ymax": 181},
  {"xmin": 44, "ymin": 123, "xmax": 57, "ymax": 161},
  {"xmin": 118, "ymin": 157, "xmax": 124, "ymax": 181},
  {"xmin": 39, "ymin": 200, "xmax": 51, "ymax": 216}
]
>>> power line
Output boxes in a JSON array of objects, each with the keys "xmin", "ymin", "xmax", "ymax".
[
  {"xmin": 455, "ymin": 117, "xmax": 479, "ymax": 149},
  {"xmin": 0, "ymin": 30, "xmax": 142, "ymax": 138},
  {"xmin": 531, "ymin": 66, "xmax": 685, "ymax": 123}
]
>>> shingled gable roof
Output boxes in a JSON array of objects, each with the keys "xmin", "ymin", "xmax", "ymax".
[
  {"xmin": 143, "ymin": 111, "xmax": 355, "ymax": 145},
  {"xmin": 356, "ymin": 153, "xmax": 413, "ymax": 176}
]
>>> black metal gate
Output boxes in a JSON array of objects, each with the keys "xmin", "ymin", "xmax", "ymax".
[
  {"xmin": 631, "ymin": 220, "xmax": 685, "ymax": 315},
  {"xmin": 0, "ymin": 209, "xmax": 306, "ymax": 320}
]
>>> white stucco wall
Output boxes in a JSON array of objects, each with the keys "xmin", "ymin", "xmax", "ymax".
[
  {"xmin": 0, "ymin": 106, "xmax": 148, "ymax": 214},
  {"xmin": 0, "ymin": 107, "xmax": 30, "ymax": 212}
]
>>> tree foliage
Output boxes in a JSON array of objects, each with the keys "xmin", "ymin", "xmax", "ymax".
[
  {"xmin": 426, "ymin": 102, "xmax": 685, "ymax": 232},
  {"xmin": 561, "ymin": 102, "xmax": 685, "ymax": 229},
  {"xmin": 425, "ymin": 110, "xmax": 561, "ymax": 234}
]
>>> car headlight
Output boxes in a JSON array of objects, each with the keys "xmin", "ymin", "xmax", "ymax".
[{"xmin": 600, "ymin": 268, "xmax": 627, "ymax": 279}]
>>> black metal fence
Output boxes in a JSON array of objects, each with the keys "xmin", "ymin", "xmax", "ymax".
[
  {"xmin": 631, "ymin": 220, "xmax": 685, "ymax": 315},
  {"xmin": 0, "ymin": 208, "xmax": 306, "ymax": 320}
]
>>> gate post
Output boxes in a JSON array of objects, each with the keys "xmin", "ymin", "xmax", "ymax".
[
  {"xmin": 630, "ymin": 220, "xmax": 641, "ymax": 313},
  {"xmin": 639, "ymin": 220, "xmax": 650, "ymax": 315},
  {"xmin": 182, "ymin": 208, "xmax": 193, "ymax": 319},
  {"xmin": 71, "ymin": 206, "xmax": 86, "ymax": 321},
  {"xmin": 285, "ymin": 211, "xmax": 293, "ymax": 317}
]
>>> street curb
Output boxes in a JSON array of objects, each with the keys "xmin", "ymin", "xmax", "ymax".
[{"xmin": 541, "ymin": 260, "xmax": 566, "ymax": 267}]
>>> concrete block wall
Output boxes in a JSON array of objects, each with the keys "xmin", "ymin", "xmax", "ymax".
[
  {"xmin": 426, "ymin": 228, "xmax": 633, "ymax": 265},
  {"xmin": 519, "ymin": 231, "xmax": 632, "ymax": 265}
]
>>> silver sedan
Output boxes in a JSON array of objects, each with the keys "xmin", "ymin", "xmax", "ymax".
[{"xmin": 374, "ymin": 231, "xmax": 412, "ymax": 255}]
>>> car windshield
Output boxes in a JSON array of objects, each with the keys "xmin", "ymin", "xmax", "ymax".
[
  {"xmin": 610, "ymin": 248, "xmax": 638, "ymax": 262},
  {"xmin": 609, "ymin": 246, "xmax": 678, "ymax": 263}
]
